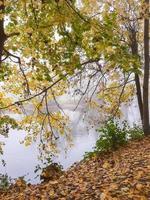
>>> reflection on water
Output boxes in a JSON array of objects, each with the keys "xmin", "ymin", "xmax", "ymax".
[
  {"xmin": 0, "ymin": 108, "xmax": 99, "ymax": 184},
  {"xmin": 0, "ymin": 130, "xmax": 39, "ymax": 183},
  {"xmin": 0, "ymin": 98, "xmax": 140, "ymax": 183}
]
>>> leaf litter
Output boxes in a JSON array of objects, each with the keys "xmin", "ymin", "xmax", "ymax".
[{"xmin": 0, "ymin": 136, "xmax": 150, "ymax": 200}]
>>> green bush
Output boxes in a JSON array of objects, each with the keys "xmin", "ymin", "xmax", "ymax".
[
  {"xmin": 127, "ymin": 124, "xmax": 144, "ymax": 140},
  {"xmin": 95, "ymin": 119, "xmax": 128, "ymax": 152},
  {"xmin": 84, "ymin": 119, "xmax": 144, "ymax": 159},
  {"xmin": 0, "ymin": 173, "xmax": 11, "ymax": 190}
]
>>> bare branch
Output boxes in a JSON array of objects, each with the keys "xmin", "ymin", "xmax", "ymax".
[
  {"xmin": 89, "ymin": 71, "xmax": 107, "ymax": 102},
  {"xmin": 50, "ymin": 88, "xmax": 66, "ymax": 115},
  {"xmin": 113, "ymin": 73, "xmax": 132, "ymax": 116}
]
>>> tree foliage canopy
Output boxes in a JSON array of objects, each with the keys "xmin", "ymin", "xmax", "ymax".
[{"xmin": 0, "ymin": 0, "xmax": 149, "ymax": 155}]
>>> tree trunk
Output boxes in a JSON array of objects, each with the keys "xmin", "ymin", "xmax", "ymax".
[
  {"xmin": 130, "ymin": 29, "xmax": 143, "ymax": 124},
  {"xmin": 143, "ymin": 0, "xmax": 150, "ymax": 135},
  {"xmin": 135, "ymin": 74, "xmax": 143, "ymax": 123},
  {"xmin": 0, "ymin": 0, "xmax": 6, "ymax": 66}
]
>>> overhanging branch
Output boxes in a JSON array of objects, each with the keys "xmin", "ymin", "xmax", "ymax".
[{"xmin": 0, "ymin": 75, "xmax": 67, "ymax": 110}]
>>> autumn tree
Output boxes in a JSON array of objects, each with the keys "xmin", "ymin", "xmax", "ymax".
[
  {"xmin": 105, "ymin": 0, "xmax": 150, "ymax": 134},
  {"xmin": 0, "ymin": 0, "xmax": 149, "ymax": 155},
  {"xmin": 143, "ymin": 0, "xmax": 150, "ymax": 135}
]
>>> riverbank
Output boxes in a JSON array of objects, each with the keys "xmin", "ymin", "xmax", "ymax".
[{"xmin": 0, "ymin": 136, "xmax": 150, "ymax": 200}]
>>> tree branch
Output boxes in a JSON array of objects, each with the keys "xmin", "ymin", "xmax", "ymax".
[{"xmin": 0, "ymin": 75, "xmax": 67, "ymax": 110}]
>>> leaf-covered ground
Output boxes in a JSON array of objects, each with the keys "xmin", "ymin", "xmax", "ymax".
[{"xmin": 0, "ymin": 136, "xmax": 150, "ymax": 200}]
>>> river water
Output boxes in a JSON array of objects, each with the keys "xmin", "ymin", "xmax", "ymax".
[{"xmin": 0, "ymin": 97, "xmax": 141, "ymax": 183}]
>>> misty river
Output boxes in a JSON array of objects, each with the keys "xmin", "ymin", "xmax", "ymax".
[{"xmin": 0, "ymin": 96, "xmax": 141, "ymax": 183}]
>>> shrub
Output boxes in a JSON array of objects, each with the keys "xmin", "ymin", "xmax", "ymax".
[
  {"xmin": 84, "ymin": 119, "xmax": 144, "ymax": 159},
  {"xmin": 95, "ymin": 119, "xmax": 128, "ymax": 152},
  {"xmin": 127, "ymin": 124, "xmax": 144, "ymax": 140},
  {"xmin": 0, "ymin": 173, "xmax": 11, "ymax": 190}
]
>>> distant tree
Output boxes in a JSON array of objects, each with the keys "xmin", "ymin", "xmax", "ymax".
[
  {"xmin": 106, "ymin": 0, "xmax": 150, "ymax": 134},
  {"xmin": 143, "ymin": 0, "xmax": 150, "ymax": 135}
]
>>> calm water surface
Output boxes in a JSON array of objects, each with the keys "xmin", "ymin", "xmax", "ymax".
[{"xmin": 0, "ymin": 98, "xmax": 140, "ymax": 183}]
